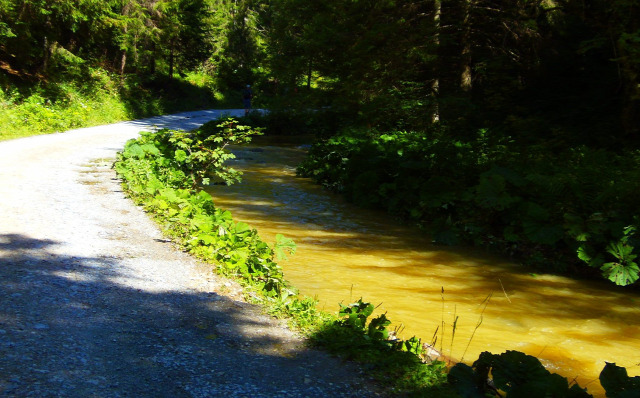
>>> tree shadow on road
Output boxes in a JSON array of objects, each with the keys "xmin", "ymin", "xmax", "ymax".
[{"xmin": 0, "ymin": 234, "xmax": 379, "ymax": 397}]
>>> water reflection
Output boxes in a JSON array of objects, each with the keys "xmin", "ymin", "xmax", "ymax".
[{"xmin": 206, "ymin": 137, "xmax": 640, "ymax": 396}]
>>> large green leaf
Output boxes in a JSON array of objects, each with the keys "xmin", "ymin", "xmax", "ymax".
[
  {"xmin": 577, "ymin": 245, "xmax": 604, "ymax": 268},
  {"xmin": 234, "ymin": 221, "xmax": 252, "ymax": 237},
  {"xmin": 338, "ymin": 299, "xmax": 374, "ymax": 330},
  {"xmin": 600, "ymin": 362, "xmax": 640, "ymax": 398},
  {"xmin": 448, "ymin": 363, "xmax": 486, "ymax": 398},
  {"xmin": 490, "ymin": 350, "xmax": 550, "ymax": 393},
  {"xmin": 174, "ymin": 149, "xmax": 187, "ymax": 162},
  {"xmin": 124, "ymin": 143, "xmax": 145, "ymax": 159},
  {"xmin": 600, "ymin": 261, "xmax": 640, "ymax": 286},
  {"xmin": 274, "ymin": 234, "xmax": 296, "ymax": 260},
  {"xmin": 140, "ymin": 143, "xmax": 160, "ymax": 156}
]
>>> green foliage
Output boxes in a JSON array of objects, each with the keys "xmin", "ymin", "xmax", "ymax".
[
  {"xmin": 311, "ymin": 298, "xmax": 449, "ymax": 394},
  {"xmin": 298, "ymin": 128, "xmax": 640, "ymax": 285},
  {"xmin": 448, "ymin": 351, "xmax": 640, "ymax": 398},
  {"xmin": 338, "ymin": 299, "xmax": 375, "ymax": 331},
  {"xmin": 273, "ymin": 233, "xmax": 296, "ymax": 260},
  {"xmin": 599, "ymin": 362, "xmax": 640, "ymax": 398},
  {"xmin": 448, "ymin": 351, "xmax": 592, "ymax": 398},
  {"xmin": 0, "ymin": 69, "xmax": 127, "ymax": 140},
  {"xmin": 578, "ymin": 226, "xmax": 639, "ymax": 286},
  {"xmin": 267, "ymin": 295, "xmax": 329, "ymax": 334},
  {"xmin": 113, "ymin": 119, "xmax": 297, "ymax": 299}
]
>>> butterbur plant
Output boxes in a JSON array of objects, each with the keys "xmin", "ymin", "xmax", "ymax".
[
  {"xmin": 448, "ymin": 350, "xmax": 592, "ymax": 397},
  {"xmin": 600, "ymin": 226, "xmax": 639, "ymax": 286},
  {"xmin": 599, "ymin": 362, "xmax": 640, "ymax": 398},
  {"xmin": 367, "ymin": 313, "xmax": 391, "ymax": 341},
  {"xmin": 577, "ymin": 225, "xmax": 639, "ymax": 286},
  {"xmin": 338, "ymin": 299, "xmax": 375, "ymax": 331},
  {"xmin": 448, "ymin": 351, "xmax": 640, "ymax": 398}
]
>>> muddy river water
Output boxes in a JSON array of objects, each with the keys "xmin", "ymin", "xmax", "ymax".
[{"xmin": 206, "ymin": 137, "xmax": 640, "ymax": 396}]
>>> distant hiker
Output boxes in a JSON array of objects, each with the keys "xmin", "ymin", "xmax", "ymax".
[{"xmin": 242, "ymin": 84, "xmax": 253, "ymax": 115}]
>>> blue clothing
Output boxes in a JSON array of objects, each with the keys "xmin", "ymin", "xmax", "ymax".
[{"xmin": 242, "ymin": 88, "xmax": 252, "ymax": 109}]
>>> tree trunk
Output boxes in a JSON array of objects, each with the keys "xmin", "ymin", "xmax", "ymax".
[
  {"xmin": 121, "ymin": 17, "xmax": 128, "ymax": 75},
  {"xmin": 133, "ymin": 34, "xmax": 139, "ymax": 67},
  {"xmin": 42, "ymin": 36, "xmax": 51, "ymax": 73},
  {"xmin": 120, "ymin": 50, "xmax": 127, "ymax": 75},
  {"xmin": 149, "ymin": 41, "xmax": 156, "ymax": 74},
  {"xmin": 431, "ymin": 0, "xmax": 442, "ymax": 123},
  {"xmin": 460, "ymin": 0, "xmax": 473, "ymax": 92},
  {"xmin": 618, "ymin": 50, "xmax": 640, "ymax": 137},
  {"xmin": 169, "ymin": 41, "xmax": 175, "ymax": 78}
]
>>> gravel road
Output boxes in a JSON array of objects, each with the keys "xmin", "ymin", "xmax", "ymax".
[{"xmin": 0, "ymin": 110, "xmax": 382, "ymax": 397}]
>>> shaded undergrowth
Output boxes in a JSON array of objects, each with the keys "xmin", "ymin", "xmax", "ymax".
[{"xmin": 297, "ymin": 127, "xmax": 640, "ymax": 287}]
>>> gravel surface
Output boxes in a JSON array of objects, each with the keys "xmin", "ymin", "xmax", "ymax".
[{"xmin": 0, "ymin": 110, "xmax": 383, "ymax": 397}]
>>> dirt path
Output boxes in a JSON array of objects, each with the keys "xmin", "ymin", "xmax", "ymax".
[{"xmin": 0, "ymin": 110, "xmax": 381, "ymax": 397}]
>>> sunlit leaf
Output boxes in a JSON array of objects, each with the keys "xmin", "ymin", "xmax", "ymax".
[
  {"xmin": 274, "ymin": 233, "xmax": 296, "ymax": 260},
  {"xmin": 600, "ymin": 261, "xmax": 640, "ymax": 286}
]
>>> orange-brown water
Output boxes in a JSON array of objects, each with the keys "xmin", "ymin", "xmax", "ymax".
[{"xmin": 206, "ymin": 137, "xmax": 640, "ymax": 396}]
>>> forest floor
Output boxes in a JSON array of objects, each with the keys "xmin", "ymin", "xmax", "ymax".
[{"xmin": 0, "ymin": 110, "xmax": 383, "ymax": 397}]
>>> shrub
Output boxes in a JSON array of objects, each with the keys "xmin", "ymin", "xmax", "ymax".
[
  {"xmin": 113, "ymin": 119, "xmax": 298, "ymax": 297},
  {"xmin": 448, "ymin": 351, "xmax": 640, "ymax": 398},
  {"xmin": 297, "ymin": 128, "xmax": 640, "ymax": 285}
]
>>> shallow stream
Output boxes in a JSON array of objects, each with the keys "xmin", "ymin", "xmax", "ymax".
[{"xmin": 206, "ymin": 137, "xmax": 640, "ymax": 396}]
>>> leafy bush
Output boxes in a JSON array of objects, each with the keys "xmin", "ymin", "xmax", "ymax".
[
  {"xmin": 297, "ymin": 128, "xmax": 640, "ymax": 285},
  {"xmin": 448, "ymin": 351, "xmax": 640, "ymax": 398},
  {"xmin": 448, "ymin": 351, "xmax": 591, "ymax": 397},
  {"xmin": 114, "ymin": 119, "xmax": 296, "ymax": 298}
]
